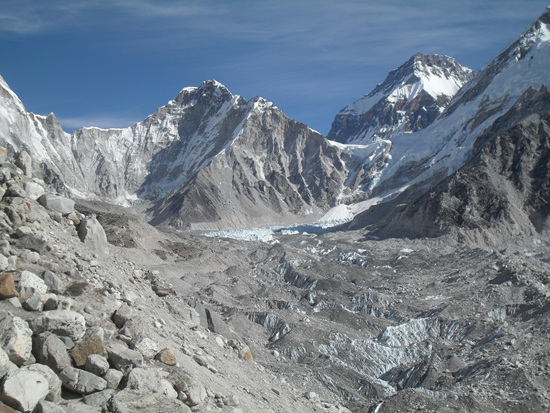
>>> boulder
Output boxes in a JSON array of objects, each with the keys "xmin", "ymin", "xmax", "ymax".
[
  {"xmin": 18, "ymin": 270, "xmax": 48, "ymax": 300},
  {"xmin": 70, "ymin": 327, "xmax": 106, "ymax": 367},
  {"xmin": 105, "ymin": 342, "xmax": 142, "ymax": 372},
  {"xmin": 24, "ymin": 182, "xmax": 44, "ymax": 201},
  {"xmin": 107, "ymin": 390, "xmax": 191, "ymax": 413},
  {"xmin": 0, "ymin": 274, "xmax": 17, "ymax": 299},
  {"xmin": 58, "ymin": 366, "xmax": 107, "ymax": 395},
  {"xmin": 85, "ymin": 354, "xmax": 109, "ymax": 377},
  {"xmin": 0, "ymin": 311, "xmax": 33, "ymax": 366},
  {"xmin": 126, "ymin": 368, "xmax": 177, "ymax": 398},
  {"xmin": 42, "ymin": 271, "xmax": 64, "ymax": 294},
  {"xmin": 19, "ymin": 233, "xmax": 49, "ymax": 254},
  {"xmin": 29, "ymin": 310, "xmax": 86, "ymax": 341},
  {"xmin": 33, "ymin": 333, "xmax": 72, "ymax": 373},
  {"xmin": 77, "ymin": 217, "xmax": 109, "ymax": 258},
  {"xmin": 37, "ymin": 194, "xmax": 74, "ymax": 215},
  {"xmin": 0, "ymin": 349, "xmax": 17, "ymax": 380},
  {"xmin": 168, "ymin": 370, "xmax": 206, "ymax": 407},
  {"xmin": 22, "ymin": 294, "xmax": 43, "ymax": 312},
  {"xmin": 23, "ymin": 364, "xmax": 62, "ymax": 403},
  {"xmin": 82, "ymin": 389, "xmax": 116, "ymax": 409},
  {"xmin": 0, "ymin": 369, "xmax": 49, "ymax": 412},
  {"xmin": 14, "ymin": 151, "xmax": 32, "ymax": 178},
  {"xmin": 0, "ymin": 256, "xmax": 9, "ymax": 273},
  {"xmin": 129, "ymin": 335, "xmax": 158, "ymax": 359},
  {"xmin": 35, "ymin": 400, "xmax": 66, "ymax": 413},
  {"xmin": 155, "ymin": 348, "xmax": 177, "ymax": 366},
  {"xmin": 112, "ymin": 303, "xmax": 131, "ymax": 329},
  {"xmin": 103, "ymin": 369, "xmax": 123, "ymax": 390}
]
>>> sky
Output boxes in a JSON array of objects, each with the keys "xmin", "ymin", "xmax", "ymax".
[{"xmin": 1, "ymin": 1, "xmax": 549, "ymax": 135}]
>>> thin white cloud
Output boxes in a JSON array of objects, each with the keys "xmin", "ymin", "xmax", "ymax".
[{"xmin": 58, "ymin": 113, "xmax": 142, "ymax": 131}]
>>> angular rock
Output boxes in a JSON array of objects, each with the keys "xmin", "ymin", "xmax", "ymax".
[
  {"xmin": 239, "ymin": 346, "xmax": 253, "ymax": 364},
  {"xmin": 168, "ymin": 370, "xmax": 206, "ymax": 407},
  {"xmin": 152, "ymin": 284, "xmax": 173, "ymax": 297},
  {"xmin": 24, "ymin": 182, "xmax": 44, "ymax": 201},
  {"xmin": 0, "ymin": 369, "xmax": 49, "ymax": 412},
  {"xmin": 19, "ymin": 233, "xmax": 49, "ymax": 254},
  {"xmin": 126, "ymin": 367, "xmax": 177, "ymax": 398},
  {"xmin": 14, "ymin": 151, "xmax": 32, "ymax": 177},
  {"xmin": 58, "ymin": 366, "xmax": 107, "ymax": 395},
  {"xmin": 70, "ymin": 327, "xmax": 106, "ymax": 367},
  {"xmin": 0, "ymin": 311, "xmax": 33, "ymax": 366},
  {"xmin": 35, "ymin": 400, "xmax": 65, "ymax": 413},
  {"xmin": 29, "ymin": 310, "xmax": 86, "ymax": 341},
  {"xmin": 82, "ymin": 389, "xmax": 116, "ymax": 408},
  {"xmin": 103, "ymin": 369, "xmax": 123, "ymax": 390},
  {"xmin": 42, "ymin": 271, "xmax": 64, "ymax": 294},
  {"xmin": 41, "ymin": 294, "xmax": 59, "ymax": 311},
  {"xmin": 112, "ymin": 303, "xmax": 131, "ymax": 329},
  {"xmin": 105, "ymin": 342, "xmax": 142, "ymax": 372},
  {"xmin": 0, "ymin": 274, "xmax": 17, "ymax": 299},
  {"xmin": 22, "ymin": 294, "xmax": 43, "ymax": 312},
  {"xmin": 107, "ymin": 390, "xmax": 191, "ymax": 413},
  {"xmin": 33, "ymin": 332, "xmax": 72, "ymax": 373},
  {"xmin": 85, "ymin": 354, "xmax": 109, "ymax": 377},
  {"xmin": 23, "ymin": 364, "xmax": 62, "ymax": 403},
  {"xmin": 37, "ymin": 194, "xmax": 75, "ymax": 215},
  {"xmin": 0, "ymin": 255, "xmax": 9, "ymax": 273},
  {"xmin": 129, "ymin": 334, "xmax": 158, "ymax": 359},
  {"xmin": 18, "ymin": 270, "xmax": 48, "ymax": 300},
  {"xmin": 155, "ymin": 348, "xmax": 177, "ymax": 366},
  {"xmin": 77, "ymin": 217, "xmax": 109, "ymax": 258},
  {"xmin": 0, "ymin": 349, "xmax": 17, "ymax": 381}
]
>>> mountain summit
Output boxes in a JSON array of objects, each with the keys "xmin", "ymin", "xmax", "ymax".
[{"xmin": 328, "ymin": 53, "xmax": 475, "ymax": 145}]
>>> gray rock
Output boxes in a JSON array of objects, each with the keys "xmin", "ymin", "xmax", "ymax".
[
  {"xmin": 126, "ymin": 367, "xmax": 177, "ymax": 398},
  {"xmin": 0, "ymin": 348, "xmax": 17, "ymax": 380},
  {"xmin": 29, "ymin": 310, "xmax": 87, "ymax": 341},
  {"xmin": 112, "ymin": 303, "xmax": 132, "ymax": 329},
  {"xmin": 82, "ymin": 389, "xmax": 116, "ymax": 408},
  {"xmin": 77, "ymin": 217, "xmax": 109, "ymax": 258},
  {"xmin": 18, "ymin": 270, "xmax": 48, "ymax": 300},
  {"xmin": 103, "ymin": 369, "xmax": 123, "ymax": 390},
  {"xmin": 33, "ymin": 332, "xmax": 72, "ymax": 373},
  {"xmin": 41, "ymin": 294, "xmax": 59, "ymax": 311},
  {"xmin": 5, "ymin": 182, "xmax": 26, "ymax": 198},
  {"xmin": 14, "ymin": 151, "xmax": 32, "ymax": 177},
  {"xmin": 0, "ymin": 368, "xmax": 49, "ymax": 412},
  {"xmin": 85, "ymin": 354, "xmax": 109, "ymax": 376},
  {"xmin": 19, "ymin": 233, "xmax": 50, "ymax": 254},
  {"xmin": 0, "ymin": 254, "xmax": 8, "ymax": 272},
  {"xmin": 22, "ymin": 293, "xmax": 44, "ymax": 311},
  {"xmin": 129, "ymin": 334, "xmax": 158, "ymax": 359},
  {"xmin": 0, "ymin": 311, "xmax": 34, "ymax": 366},
  {"xmin": 24, "ymin": 182, "xmax": 45, "ymax": 201},
  {"xmin": 69, "ymin": 326, "xmax": 106, "ymax": 367},
  {"xmin": 168, "ymin": 370, "xmax": 206, "ymax": 407},
  {"xmin": 14, "ymin": 226, "xmax": 33, "ymax": 238},
  {"xmin": 24, "ymin": 364, "xmax": 62, "ymax": 403},
  {"xmin": 38, "ymin": 194, "xmax": 75, "ymax": 215},
  {"xmin": 35, "ymin": 399, "xmax": 66, "ymax": 413},
  {"xmin": 59, "ymin": 366, "xmax": 107, "ymax": 395},
  {"xmin": 105, "ymin": 342, "xmax": 143, "ymax": 372},
  {"xmin": 42, "ymin": 271, "xmax": 64, "ymax": 294},
  {"xmin": 107, "ymin": 390, "xmax": 191, "ymax": 413}
]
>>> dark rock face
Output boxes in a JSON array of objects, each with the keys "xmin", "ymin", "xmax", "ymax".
[
  {"xmin": 349, "ymin": 86, "xmax": 550, "ymax": 242},
  {"xmin": 328, "ymin": 53, "xmax": 475, "ymax": 144}
]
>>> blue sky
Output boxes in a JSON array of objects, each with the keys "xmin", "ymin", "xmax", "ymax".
[{"xmin": 1, "ymin": 1, "xmax": 549, "ymax": 134}]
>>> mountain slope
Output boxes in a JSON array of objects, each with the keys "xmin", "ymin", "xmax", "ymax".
[
  {"xmin": 328, "ymin": 53, "xmax": 474, "ymax": 145},
  {"xmin": 348, "ymin": 85, "xmax": 550, "ymax": 243}
]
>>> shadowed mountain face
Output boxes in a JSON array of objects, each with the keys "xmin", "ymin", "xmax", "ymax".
[{"xmin": 348, "ymin": 86, "xmax": 550, "ymax": 244}]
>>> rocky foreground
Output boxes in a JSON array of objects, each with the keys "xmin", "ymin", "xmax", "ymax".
[
  {"xmin": 0, "ymin": 149, "xmax": 357, "ymax": 412},
  {"xmin": 0, "ymin": 147, "xmax": 549, "ymax": 412}
]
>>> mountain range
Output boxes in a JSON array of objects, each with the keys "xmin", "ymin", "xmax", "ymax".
[
  {"xmin": 0, "ymin": 7, "xmax": 548, "ymax": 237},
  {"xmin": 0, "ymin": 6, "xmax": 549, "ymax": 413}
]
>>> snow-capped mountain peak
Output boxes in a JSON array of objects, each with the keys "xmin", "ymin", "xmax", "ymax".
[{"xmin": 328, "ymin": 53, "xmax": 474, "ymax": 145}]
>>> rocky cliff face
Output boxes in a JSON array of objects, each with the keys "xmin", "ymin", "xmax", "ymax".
[
  {"xmin": 328, "ymin": 53, "xmax": 475, "ymax": 145},
  {"xmin": 347, "ymin": 85, "xmax": 550, "ymax": 243}
]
